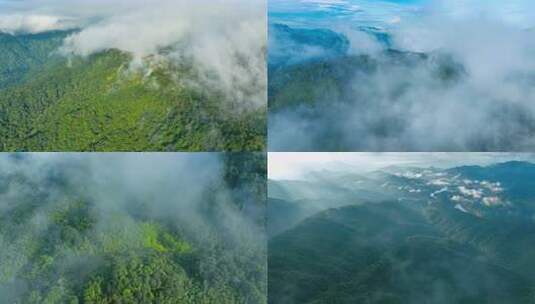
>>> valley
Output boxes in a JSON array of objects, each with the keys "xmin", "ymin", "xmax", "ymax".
[{"xmin": 268, "ymin": 158, "xmax": 535, "ymax": 303}]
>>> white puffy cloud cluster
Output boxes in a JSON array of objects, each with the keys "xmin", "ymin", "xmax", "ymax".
[
  {"xmin": 458, "ymin": 186, "xmax": 483, "ymax": 199},
  {"xmin": 480, "ymin": 181, "xmax": 504, "ymax": 193}
]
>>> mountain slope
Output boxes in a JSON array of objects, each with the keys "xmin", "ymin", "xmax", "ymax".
[
  {"xmin": 268, "ymin": 162, "xmax": 535, "ymax": 303},
  {"xmin": 269, "ymin": 202, "xmax": 534, "ymax": 304},
  {"xmin": 0, "ymin": 31, "xmax": 266, "ymax": 151},
  {"xmin": 0, "ymin": 31, "xmax": 72, "ymax": 88}
]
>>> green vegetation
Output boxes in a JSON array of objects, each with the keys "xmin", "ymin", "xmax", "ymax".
[
  {"xmin": 0, "ymin": 31, "xmax": 73, "ymax": 89},
  {"xmin": 0, "ymin": 153, "xmax": 267, "ymax": 303},
  {"xmin": 0, "ymin": 31, "xmax": 265, "ymax": 151},
  {"xmin": 269, "ymin": 202, "xmax": 535, "ymax": 304},
  {"xmin": 269, "ymin": 52, "xmax": 428, "ymax": 112},
  {"xmin": 268, "ymin": 163, "xmax": 535, "ymax": 303},
  {"xmin": 269, "ymin": 49, "xmax": 463, "ymax": 111}
]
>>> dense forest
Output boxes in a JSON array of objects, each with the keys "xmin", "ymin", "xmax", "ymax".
[
  {"xmin": 0, "ymin": 153, "xmax": 266, "ymax": 303},
  {"xmin": 268, "ymin": 161, "xmax": 535, "ymax": 303},
  {"xmin": 0, "ymin": 31, "xmax": 266, "ymax": 151}
]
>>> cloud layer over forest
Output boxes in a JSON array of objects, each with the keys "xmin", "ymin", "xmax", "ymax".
[
  {"xmin": 269, "ymin": 0, "xmax": 535, "ymax": 151},
  {"xmin": 0, "ymin": 153, "xmax": 266, "ymax": 302},
  {"xmin": 0, "ymin": 0, "xmax": 267, "ymax": 109},
  {"xmin": 0, "ymin": 153, "xmax": 265, "ymax": 274}
]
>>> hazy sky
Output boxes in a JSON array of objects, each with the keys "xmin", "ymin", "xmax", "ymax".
[{"xmin": 268, "ymin": 153, "xmax": 535, "ymax": 180}]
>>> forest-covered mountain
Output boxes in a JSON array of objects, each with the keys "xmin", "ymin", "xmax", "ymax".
[
  {"xmin": 0, "ymin": 31, "xmax": 73, "ymax": 88},
  {"xmin": 0, "ymin": 30, "xmax": 265, "ymax": 151},
  {"xmin": 0, "ymin": 153, "xmax": 267, "ymax": 303},
  {"xmin": 268, "ymin": 161, "xmax": 535, "ymax": 304}
]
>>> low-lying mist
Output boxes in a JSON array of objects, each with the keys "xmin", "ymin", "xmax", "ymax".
[
  {"xmin": 269, "ymin": 0, "xmax": 535, "ymax": 151},
  {"xmin": 0, "ymin": 153, "xmax": 266, "ymax": 303}
]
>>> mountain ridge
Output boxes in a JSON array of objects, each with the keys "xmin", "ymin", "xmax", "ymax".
[{"xmin": 0, "ymin": 30, "xmax": 266, "ymax": 151}]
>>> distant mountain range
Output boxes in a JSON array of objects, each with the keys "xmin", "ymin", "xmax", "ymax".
[
  {"xmin": 268, "ymin": 161, "xmax": 535, "ymax": 303},
  {"xmin": 0, "ymin": 30, "xmax": 265, "ymax": 151},
  {"xmin": 269, "ymin": 23, "xmax": 391, "ymax": 68}
]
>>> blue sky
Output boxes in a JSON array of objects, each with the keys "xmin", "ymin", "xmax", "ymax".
[{"xmin": 269, "ymin": 0, "xmax": 535, "ymax": 29}]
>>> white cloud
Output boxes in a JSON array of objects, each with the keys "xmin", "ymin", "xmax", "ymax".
[
  {"xmin": 454, "ymin": 203, "xmax": 468, "ymax": 213},
  {"xmin": 394, "ymin": 171, "xmax": 423, "ymax": 179},
  {"xmin": 428, "ymin": 179, "xmax": 450, "ymax": 186},
  {"xmin": 343, "ymin": 28, "xmax": 383, "ymax": 54},
  {"xmin": 480, "ymin": 181, "xmax": 504, "ymax": 193},
  {"xmin": 0, "ymin": 0, "xmax": 267, "ymax": 109},
  {"xmin": 451, "ymin": 195, "xmax": 464, "ymax": 202},
  {"xmin": 0, "ymin": 14, "xmax": 74, "ymax": 34},
  {"xmin": 482, "ymin": 196, "xmax": 503, "ymax": 206},
  {"xmin": 458, "ymin": 186, "xmax": 483, "ymax": 199},
  {"xmin": 430, "ymin": 187, "xmax": 448, "ymax": 198}
]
